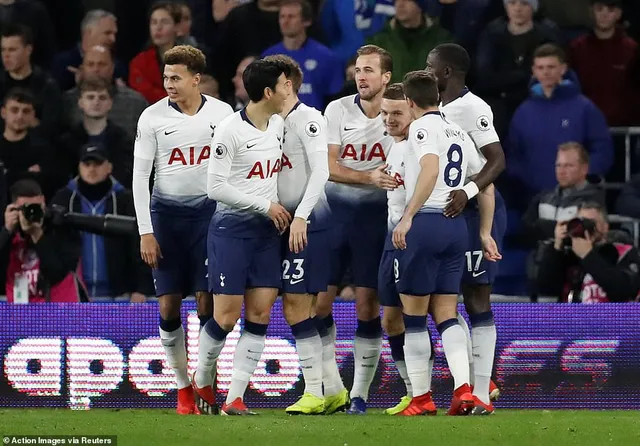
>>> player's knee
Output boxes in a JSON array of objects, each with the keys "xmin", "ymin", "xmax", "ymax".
[
  {"xmin": 355, "ymin": 289, "xmax": 379, "ymax": 321},
  {"xmin": 315, "ymin": 290, "xmax": 336, "ymax": 318},
  {"xmin": 244, "ymin": 305, "xmax": 272, "ymax": 325},
  {"xmin": 282, "ymin": 294, "xmax": 312, "ymax": 326},
  {"xmin": 462, "ymin": 285, "xmax": 491, "ymax": 315},
  {"xmin": 158, "ymin": 295, "xmax": 182, "ymax": 320},
  {"xmin": 382, "ymin": 309, "xmax": 404, "ymax": 336},
  {"xmin": 429, "ymin": 297, "xmax": 458, "ymax": 325}
]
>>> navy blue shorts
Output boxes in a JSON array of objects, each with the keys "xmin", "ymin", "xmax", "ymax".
[
  {"xmin": 208, "ymin": 234, "xmax": 281, "ymax": 295},
  {"xmin": 281, "ymin": 229, "xmax": 331, "ymax": 294},
  {"xmin": 394, "ymin": 213, "xmax": 467, "ymax": 296},
  {"xmin": 461, "ymin": 204, "xmax": 507, "ymax": 286},
  {"xmin": 378, "ymin": 238, "xmax": 401, "ymax": 307},
  {"xmin": 151, "ymin": 213, "xmax": 210, "ymax": 298},
  {"xmin": 329, "ymin": 216, "xmax": 386, "ymax": 289}
]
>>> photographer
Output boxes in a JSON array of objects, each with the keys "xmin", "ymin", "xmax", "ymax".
[
  {"xmin": 0, "ymin": 179, "xmax": 87, "ymax": 303},
  {"xmin": 537, "ymin": 201, "xmax": 640, "ymax": 303}
]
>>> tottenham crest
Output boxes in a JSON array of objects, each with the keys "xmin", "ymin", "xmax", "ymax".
[
  {"xmin": 305, "ymin": 121, "xmax": 320, "ymax": 137},
  {"xmin": 476, "ymin": 115, "xmax": 490, "ymax": 131},
  {"xmin": 214, "ymin": 143, "xmax": 227, "ymax": 159}
]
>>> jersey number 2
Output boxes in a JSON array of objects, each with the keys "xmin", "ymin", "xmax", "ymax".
[{"xmin": 444, "ymin": 144, "xmax": 463, "ymax": 188}]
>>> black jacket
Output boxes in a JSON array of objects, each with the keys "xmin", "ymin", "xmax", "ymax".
[
  {"xmin": 51, "ymin": 177, "xmax": 154, "ymax": 297},
  {"xmin": 537, "ymin": 239, "xmax": 640, "ymax": 302}
]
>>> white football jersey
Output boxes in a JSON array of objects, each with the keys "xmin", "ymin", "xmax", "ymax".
[
  {"xmin": 405, "ymin": 111, "xmax": 483, "ymax": 211},
  {"xmin": 385, "ymin": 139, "xmax": 408, "ymax": 230},
  {"xmin": 440, "ymin": 89, "xmax": 500, "ymax": 172},
  {"xmin": 134, "ymin": 94, "xmax": 234, "ymax": 206},
  {"xmin": 278, "ymin": 102, "xmax": 331, "ymax": 228},
  {"xmin": 324, "ymin": 94, "xmax": 394, "ymax": 210}
]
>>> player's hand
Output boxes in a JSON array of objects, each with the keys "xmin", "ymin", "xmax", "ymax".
[
  {"xmin": 370, "ymin": 165, "xmax": 398, "ymax": 191},
  {"xmin": 130, "ymin": 292, "xmax": 147, "ymax": 303},
  {"xmin": 4, "ymin": 205, "xmax": 19, "ymax": 232},
  {"xmin": 268, "ymin": 202, "xmax": 292, "ymax": 234},
  {"xmin": 392, "ymin": 216, "xmax": 412, "ymax": 250},
  {"xmin": 480, "ymin": 234, "xmax": 502, "ymax": 262},
  {"xmin": 289, "ymin": 217, "xmax": 307, "ymax": 254},
  {"xmin": 554, "ymin": 221, "xmax": 568, "ymax": 250},
  {"xmin": 140, "ymin": 233, "xmax": 162, "ymax": 269},
  {"xmin": 444, "ymin": 189, "xmax": 468, "ymax": 218}
]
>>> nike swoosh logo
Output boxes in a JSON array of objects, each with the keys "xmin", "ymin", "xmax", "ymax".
[
  {"xmin": 344, "ymin": 127, "xmax": 356, "ymax": 131},
  {"xmin": 247, "ymin": 143, "xmax": 257, "ymax": 148},
  {"xmin": 164, "ymin": 130, "xmax": 177, "ymax": 135},
  {"xmin": 248, "ymin": 350, "xmax": 262, "ymax": 354},
  {"xmin": 472, "ymin": 271, "xmax": 486, "ymax": 278},
  {"xmin": 362, "ymin": 355, "xmax": 377, "ymax": 360},
  {"xmin": 289, "ymin": 278, "xmax": 304, "ymax": 285}
]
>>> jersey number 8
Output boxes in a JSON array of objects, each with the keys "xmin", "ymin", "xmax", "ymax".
[{"xmin": 444, "ymin": 144, "xmax": 463, "ymax": 188}]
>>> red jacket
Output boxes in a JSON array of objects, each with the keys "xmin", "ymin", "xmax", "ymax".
[
  {"xmin": 569, "ymin": 29, "xmax": 640, "ymax": 126},
  {"xmin": 128, "ymin": 47, "xmax": 166, "ymax": 104}
]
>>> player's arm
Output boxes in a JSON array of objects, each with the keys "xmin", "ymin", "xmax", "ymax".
[
  {"xmin": 476, "ymin": 182, "xmax": 501, "ymax": 262},
  {"xmin": 207, "ymin": 125, "xmax": 291, "ymax": 232},
  {"xmin": 132, "ymin": 112, "xmax": 162, "ymax": 269}
]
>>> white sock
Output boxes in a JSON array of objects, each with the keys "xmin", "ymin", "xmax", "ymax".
[
  {"xmin": 194, "ymin": 320, "xmax": 228, "ymax": 388},
  {"xmin": 402, "ymin": 322, "xmax": 431, "ymax": 398},
  {"xmin": 198, "ymin": 318, "xmax": 217, "ymax": 385},
  {"xmin": 226, "ymin": 330, "xmax": 265, "ymax": 404},
  {"xmin": 427, "ymin": 357, "xmax": 434, "ymax": 393},
  {"xmin": 321, "ymin": 323, "xmax": 345, "ymax": 397},
  {"xmin": 471, "ymin": 321, "xmax": 497, "ymax": 404},
  {"xmin": 457, "ymin": 313, "xmax": 474, "ymax": 386},
  {"xmin": 440, "ymin": 321, "xmax": 470, "ymax": 390},
  {"xmin": 395, "ymin": 360, "xmax": 413, "ymax": 397},
  {"xmin": 291, "ymin": 319, "xmax": 323, "ymax": 398},
  {"xmin": 350, "ymin": 336, "xmax": 382, "ymax": 401},
  {"xmin": 159, "ymin": 324, "xmax": 190, "ymax": 389}
]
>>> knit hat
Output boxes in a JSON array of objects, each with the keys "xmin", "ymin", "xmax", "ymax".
[
  {"xmin": 503, "ymin": 0, "xmax": 539, "ymax": 12},
  {"xmin": 411, "ymin": 0, "xmax": 428, "ymax": 12}
]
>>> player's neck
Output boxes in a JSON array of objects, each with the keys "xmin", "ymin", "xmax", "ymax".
[
  {"xmin": 360, "ymin": 92, "xmax": 383, "ymax": 119},
  {"xmin": 246, "ymin": 101, "xmax": 273, "ymax": 131},
  {"xmin": 441, "ymin": 80, "xmax": 466, "ymax": 106},
  {"xmin": 280, "ymin": 94, "xmax": 300, "ymax": 118},
  {"xmin": 283, "ymin": 33, "xmax": 307, "ymax": 51},
  {"xmin": 174, "ymin": 92, "xmax": 203, "ymax": 116},
  {"xmin": 83, "ymin": 116, "xmax": 108, "ymax": 136},
  {"xmin": 415, "ymin": 105, "xmax": 439, "ymax": 117}
]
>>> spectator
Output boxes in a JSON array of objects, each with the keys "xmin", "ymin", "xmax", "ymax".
[
  {"xmin": 506, "ymin": 43, "xmax": 613, "ymax": 200},
  {"xmin": 0, "ymin": 0, "xmax": 56, "ymax": 69},
  {"xmin": 0, "ymin": 88, "xmax": 61, "ymax": 200},
  {"xmin": 63, "ymin": 45, "xmax": 148, "ymax": 140},
  {"xmin": 569, "ymin": 0, "xmax": 639, "ymax": 126},
  {"xmin": 199, "ymin": 74, "xmax": 220, "ymax": 99},
  {"xmin": 230, "ymin": 55, "xmax": 256, "ymax": 110},
  {"xmin": 0, "ymin": 179, "xmax": 86, "ymax": 303},
  {"xmin": 523, "ymin": 142, "xmax": 605, "ymax": 243},
  {"xmin": 475, "ymin": 0, "xmax": 561, "ymax": 138},
  {"xmin": 367, "ymin": 0, "xmax": 453, "ymax": 83},
  {"xmin": 51, "ymin": 146, "xmax": 152, "ymax": 303},
  {"xmin": 537, "ymin": 201, "xmax": 640, "ymax": 303},
  {"xmin": 0, "ymin": 24, "xmax": 63, "ymax": 139},
  {"xmin": 60, "ymin": 77, "xmax": 133, "ymax": 188},
  {"xmin": 615, "ymin": 174, "xmax": 640, "ymax": 218},
  {"xmin": 51, "ymin": 9, "xmax": 126, "ymax": 93},
  {"xmin": 262, "ymin": 0, "xmax": 343, "ymax": 110},
  {"xmin": 539, "ymin": 0, "xmax": 593, "ymax": 35},
  {"xmin": 330, "ymin": 55, "xmax": 359, "ymax": 101},
  {"xmin": 129, "ymin": 1, "xmax": 179, "ymax": 104}
]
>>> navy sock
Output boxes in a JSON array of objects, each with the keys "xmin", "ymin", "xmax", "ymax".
[
  {"xmin": 356, "ymin": 316, "xmax": 382, "ymax": 339},
  {"xmin": 291, "ymin": 318, "xmax": 318, "ymax": 340},
  {"xmin": 314, "ymin": 316, "xmax": 329, "ymax": 338},
  {"xmin": 204, "ymin": 318, "xmax": 230, "ymax": 341},
  {"xmin": 402, "ymin": 314, "xmax": 427, "ymax": 332},
  {"xmin": 469, "ymin": 310, "xmax": 495, "ymax": 328},
  {"xmin": 244, "ymin": 320, "xmax": 268, "ymax": 336},
  {"xmin": 388, "ymin": 332, "xmax": 405, "ymax": 362},
  {"xmin": 322, "ymin": 313, "xmax": 334, "ymax": 330},
  {"xmin": 159, "ymin": 317, "xmax": 181, "ymax": 332},
  {"xmin": 436, "ymin": 318, "xmax": 459, "ymax": 335},
  {"xmin": 199, "ymin": 314, "xmax": 213, "ymax": 327}
]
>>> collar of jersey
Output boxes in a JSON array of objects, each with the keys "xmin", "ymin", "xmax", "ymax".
[
  {"xmin": 286, "ymin": 100, "xmax": 302, "ymax": 118},
  {"xmin": 354, "ymin": 94, "xmax": 380, "ymax": 117},
  {"xmin": 168, "ymin": 94, "xmax": 207, "ymax": 114}
]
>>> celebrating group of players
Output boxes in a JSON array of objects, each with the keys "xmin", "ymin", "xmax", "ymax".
[{"xmin": 132, "ymin": 41, "xmax": 506, "ymax": 418}]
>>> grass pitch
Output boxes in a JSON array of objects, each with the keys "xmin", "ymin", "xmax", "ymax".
[{"xmin": 1, "ymin": 409, "xmax": 639, "ymax": 446}]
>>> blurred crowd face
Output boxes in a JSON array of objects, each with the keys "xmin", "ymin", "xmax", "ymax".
[
  {"xmin": 1, "ymin": 99, "xmax": 35, "ymax": 133},
  {"xmin": 279, "ymin": 3, "xmax": 309, "ymax": 38},
  {"xmin": 79, "ymin": 88, "xmax": 112, "ymax": 119},
  {"xmin": 505, "ymin": 0, "xmax": 534, "ymax": 26},
  {"xmin": 593, "ymin": 3, "xmax": 622, "ymax": 32},
  {"xmin": 85, "ymin": 16, "xmax": 117, "ymax": 50},
  {"xmin": 233, "ymin": 56, "xmax": 256, "ymax": 102},
  {"xmin": 381, "ymin": 98, "xmax": 413, "ymax": 138},
  {"xmin": 355, "ymin": 54, "xmax": 388, "ymax": 101},
  {"xmin": 79, "ymin": 159, "xmax": 112, "ymax": 185},
  {"xmin": 150, "ymin": 7, "xmax": 177, "ymax": 48},
  {"xmin": 555, "ymin": 148, "xmax": 588, "ymax": 188},
  {"xmin": 532, "ymin": 55, "xmax": 566, "ymax": 90},
  {"xmin": 176, "ymin": 4, "xmax": 192, "ymax": 37},
  {"xmin": 82, "ymin": 46, "xmax": 114, "ymax": 82},
  {"xmin": 394, "ymin": 0, "xmax": 422, "ymax": 23},
  {"xmin": 1, "ymin": 35, "xmax": 31, "ymax": 73}
]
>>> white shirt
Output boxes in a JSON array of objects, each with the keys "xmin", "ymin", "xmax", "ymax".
[
  {"xmin": 132, "ymin": 94, "xmax": 234, "ymax": 235},
  {"xmin": 405, "ymin": 112, "xmax": 483, "ymax": 212},
  {"xmin": 385, "ymin": 139, "xmax": 408, "ymax": 230},
  {"xmin": 324, "ymin": 94, "xmax": 394, "ymax": 211},
  {"xmin": 207, "ymin": 109, "xmax": 285, "ymax": 237},
  {"xmin": 278, "ymin": 101, "xmax": 331, "ymax": 228}
]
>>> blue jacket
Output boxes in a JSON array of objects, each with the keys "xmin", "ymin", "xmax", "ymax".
[{"xmin": 507, "ymin": 71, "xmax": 613, "ymax": 195}]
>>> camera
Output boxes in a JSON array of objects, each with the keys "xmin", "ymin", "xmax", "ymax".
[
  {"xmin": 18, "ymin": 203, "xmax": 44, "ymax": 224},
  {"xmin": 562, "ymin": 217, "xmax": 597, "ymax": 249}
]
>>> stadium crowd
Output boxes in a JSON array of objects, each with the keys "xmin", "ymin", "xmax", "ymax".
[{"xmin": 0, "ymin": 0, "xmax": 639, "ymax": 304}]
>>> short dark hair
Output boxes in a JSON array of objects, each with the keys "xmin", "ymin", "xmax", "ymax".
[
  {"xmin": 558, "ymin": 141, "xmax": 589, "ymax": 165},
  {"xmin": 1, "ymin": 23, "xmax": 33, "ymax": 46},
  {"xmin": 430, "ymin": 43, "xmax": 470, "ymax": 75},
  {"xmin": 262, "ymin": 54, "xmax": 303, "ymax": 93},
  {"xmin": 579, "ymin": 200, "xmax": 608, "ymax": 221},
  {"xmin": 164, "ymin": 45, "xmax": 206, "ymax": 74},
  {"xmin": 280, "ymin": 0, "xmax": 313, "ymax": 22},
  {"xmin": 402, "ymin": 70, "xmax": 439, "ymax": 108},
  {"xmin": 3, "ymin": 87, "xmax": 35, "ymax": 107},
  {"xmin": 242, "ymin": 59, "xmax": 289, "ymax": 103},
  {"xmin": 10, "ymin": 178, "xmax": 42, "ymax": 202},
  {"xmin": 534, "ymin": 43, "xmax": 566, "ymax": 64},
  {"xmin": 356, "ymin": 44, "xmax": 393, "ymax": 74},
  {"xmin": 78, "ymin": 76, "xmax": 113, "ymax": 97},
  {"xmin": 383, "ymin": 83, "xmax": 405, "ymax": 101},
  {"xmin": 149, "ymin": 1, "xmax": 181, "ymax": 24}
]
